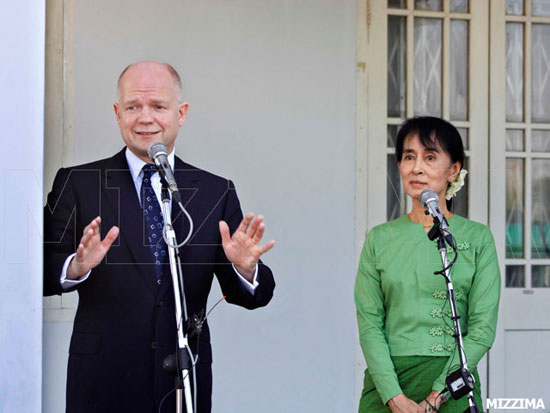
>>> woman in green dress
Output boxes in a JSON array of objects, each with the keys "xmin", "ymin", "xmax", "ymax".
[{"xmin": 355, "ymin": 117, "xmax": 501, "ymax": 413}]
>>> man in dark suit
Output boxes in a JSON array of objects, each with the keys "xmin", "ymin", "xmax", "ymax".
[{"xmin": 44, "ymin": 61, "xmax": 275, "ymax": 413}]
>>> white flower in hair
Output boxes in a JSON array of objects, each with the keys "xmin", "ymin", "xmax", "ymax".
[{"xmin": 445, "ymin": 169, "xmax": 468, "ymax": 200}]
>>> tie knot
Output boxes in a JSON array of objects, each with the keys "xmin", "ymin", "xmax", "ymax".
[
  {"xmin": 142, "ymin": 164, "xmax": 157, "ymax": 179},
  {"xmin": 141, "ymin": 164, "xmax": 157, "ymax": 188}
]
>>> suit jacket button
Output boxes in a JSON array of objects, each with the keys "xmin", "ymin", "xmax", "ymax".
[
  {"xmin": 157, "ymin": 300, "xmax": 164, "ymax": 307},
  {"xmin": 151, "ymin": 341, "xmax": 157, "ymax": 350}
]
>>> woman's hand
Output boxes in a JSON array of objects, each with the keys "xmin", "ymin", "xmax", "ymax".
[
  {"xmin": 388, "ymin": 394, "xmax": 424, "ymax": 413},
  {"xmin": 418, "ymin": 390, "xmax": 442, "ymax": 412}
]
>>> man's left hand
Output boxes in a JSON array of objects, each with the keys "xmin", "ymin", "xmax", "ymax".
[{"xmin": 219, "ymin": 213, "xmax": 275, "ymax": 282}]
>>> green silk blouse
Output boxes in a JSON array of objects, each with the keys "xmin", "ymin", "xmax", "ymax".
[{"xmin": 355, "ymin": 214, "xmax": 501, "ymax": 404}]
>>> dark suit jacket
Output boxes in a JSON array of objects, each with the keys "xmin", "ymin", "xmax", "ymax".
[{"xmin": 44, "ymin": 148, "xmax": 275, "ymax": 413}]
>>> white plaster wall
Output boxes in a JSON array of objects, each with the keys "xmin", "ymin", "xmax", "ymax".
[
  {"xmin": 43, "ymin": 1, "xmax": 358, "ymax": 411},
  {"xmin": 0, "ymin": 2, "xmax": 45, "ymax": 412}
]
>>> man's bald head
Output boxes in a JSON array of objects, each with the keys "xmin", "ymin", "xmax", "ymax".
[
  {"xmin": 117, "ymin": 61, "xmax": 184, "ymax": 102},
  {"xmin": 113, "ymin": 60, "xmax": 189, "ymax": 163}
]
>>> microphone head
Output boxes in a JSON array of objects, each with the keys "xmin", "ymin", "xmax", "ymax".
[
  {"xmin": 147, "ymin": 142, "xmax": 168, "ymax": 161},
  {"xmin": 419, "ymin": 189, "xmax": 438, "ymax": 208}
]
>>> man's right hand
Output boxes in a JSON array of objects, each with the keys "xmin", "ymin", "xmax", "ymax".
[
  {"xmin": 66, "ymin": 216, "xmax": 119, "ymax": 280},
  {"xmin": 387, "ymin": 394, "xmax": 424, "ymax": 413}
]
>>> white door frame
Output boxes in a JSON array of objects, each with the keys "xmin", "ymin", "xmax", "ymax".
[{"xmin": 488, "ymin": 0, "xmax": 550, "ymax": 401}]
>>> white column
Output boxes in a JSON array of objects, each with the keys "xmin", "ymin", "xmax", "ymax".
[{"xmin": 0, "ymin": 2, "xmax": 45, "ymax": 412}]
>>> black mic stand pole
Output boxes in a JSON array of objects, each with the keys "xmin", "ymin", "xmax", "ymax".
[
  {"xmin": 428, "ymin": 220, "xmax": 478, "ymax": 413},
  {"xmin": 160, "ymin": 186, "xmax": 193, "ymax": 413}
]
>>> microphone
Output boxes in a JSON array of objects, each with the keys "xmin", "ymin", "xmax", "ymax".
[
  {"xmin": 419, "ymin": 189, "xmax": 453, "ymax": 244},
  {"xmin": 147, "ymin": 143, "xmax": 181, "ymax": 203}
]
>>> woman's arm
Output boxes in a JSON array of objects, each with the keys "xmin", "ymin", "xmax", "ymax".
[{"xmin": 355, "ymin": 229, "xmax": 403, "ymax": 405}]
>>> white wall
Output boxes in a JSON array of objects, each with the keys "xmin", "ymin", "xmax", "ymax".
[
  {"xmin": 43, "ymin": 1, "xmax": 358, "ymax": 411},
  {"xmin": 0, "ymin": 2, "xmax": 45, "ymax": 412}
]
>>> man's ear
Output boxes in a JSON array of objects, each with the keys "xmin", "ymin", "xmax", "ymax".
[
  {"xmin": 178, "ymin": 102, "xmax": 189, "ymax": 127},
  {"xmin": 113, "ymin": 103, "xmax": 121, "ymax": 123}
]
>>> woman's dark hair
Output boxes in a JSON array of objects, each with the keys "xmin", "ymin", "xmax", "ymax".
[
  {"xmin": 395, "ymin": 116, "xmax": 466, "ymax": 210},
  {"xmin": 395, "ymin": 116, "xmax": 465, "ymax": 166}
]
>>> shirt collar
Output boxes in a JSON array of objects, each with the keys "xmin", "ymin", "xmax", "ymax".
[{"xmin": 125, "ymin": 147, "xmax": 176, "ymax": 182}]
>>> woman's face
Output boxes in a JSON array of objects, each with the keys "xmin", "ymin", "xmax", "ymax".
[{"xmin": 398, "ymin": 134, "xmax": 460, "ymax": 202}]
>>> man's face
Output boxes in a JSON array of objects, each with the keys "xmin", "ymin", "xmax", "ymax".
[{"xmin": 114, "ymin": 63, "xmax": 188, "ymax": 162}]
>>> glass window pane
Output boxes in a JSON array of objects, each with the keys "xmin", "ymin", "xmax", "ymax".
[
  {"xmin": 506, "ymin": 265, "xmax": 525, "ymax": 287},
  {"xmin": 415, "ymin": 0, "xmax": 442, "ymax": 11},
  {"xmin": 506, "ymin": 0, "xmax": 524, "ymax": 15},
  {"xmin": 531, "ymin": 159, "xmax": 550, "ymax": 258},
  {"xmin": 506, "ymin": 23, "xmax": 524, "ymax": 122},
  {"xmin": 532, "ymin": 130, "xmax": 550, "ymax": 152},
  {"xmin": 506, "ymin": 158, "xmax": 524, "ymax": 258},
  {"xmin": 531, "ymin": 24, "xmax": 550, "ymax": 123},
  {"xmin": 457, "ymin": 127, "xmax": 469, "ymax": 150},
  {"xmin": 532, "ymin": 0, "xmax": 550, "ymax": 17},
  {"xmin": 506, "ymin": 129, "xmax": 524, "ymax": 151},
  {"xmin": 388, "ymin": 124, "xmax": 400, "ymax": 147},
  {"xmin": 387, "ymin": 154, "xmax": 405, "ymax": 221},
  {"xmin": 414, "ymin": 18, "xmax": 442, "ymax": 117},
  {"xmin": 388, "ymin": 0, "xmax": 407, "ymax": 8},
  {"xmin": 451, "ymin": 157, "xmax": 468, "ymax": 217},
  {"xmin": 450, "ymin": 20, "xmax": 469, "ymax": 121},
  {"xmin": 532, "ymin": 266, "xmax": 550, "ymax": 288},
  {"xmin": 388, "ymin": 16, "xmax": 407, "ymax": 118},
  {"xmin": 450, "ymin": 0, "xmax": 468, "ymax": 13}
]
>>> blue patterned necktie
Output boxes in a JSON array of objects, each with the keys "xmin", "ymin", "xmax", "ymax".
[{"xmin": 141, "ymin": 164, "xmax": 167, "ymax": 284}]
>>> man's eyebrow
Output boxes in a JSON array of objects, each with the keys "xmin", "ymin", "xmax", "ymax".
[{"xmin": 122, "ymin": 98, "xmax": 170, "ymax": 106}]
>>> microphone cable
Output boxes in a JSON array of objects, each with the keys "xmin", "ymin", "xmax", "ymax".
[
  {"xmin": 158, "ymin": 295, "xmax": 226, "ymax": 413},
  {"xmin": 163, "ymin": 201, "xmax": 194, "ymax": 249}
]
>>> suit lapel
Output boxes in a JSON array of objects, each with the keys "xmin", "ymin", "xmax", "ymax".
[{"xmin": 102, "ymin": 149, "xmax": 159, "ymax": 294}]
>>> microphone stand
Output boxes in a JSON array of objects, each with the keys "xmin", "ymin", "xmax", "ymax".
[
  {"xmin": 427, "ymin": 219, "xmax": 479, "ymax": 413},
  {"xmin": 159, "ymin": 185, "xmax": 194, "ymax": 413}
]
